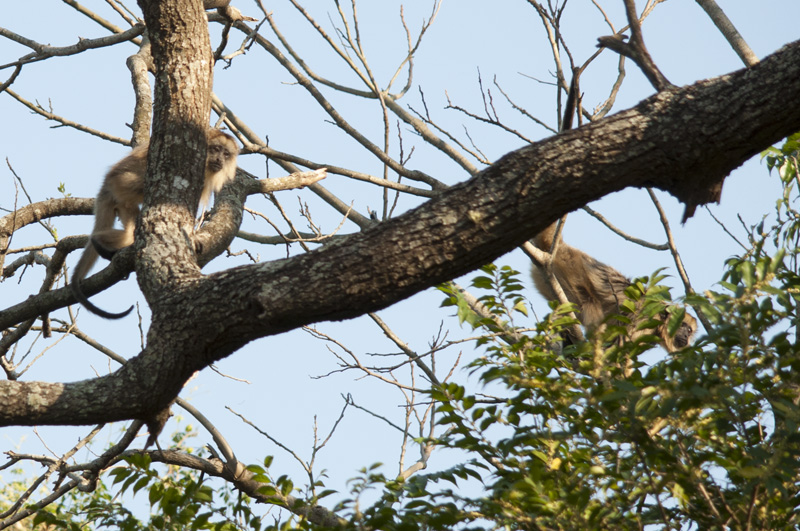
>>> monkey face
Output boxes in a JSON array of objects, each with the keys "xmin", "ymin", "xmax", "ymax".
[
  {"xmin": 206, "ymin": 142, "xmax": 233, "ymax": 174},
  {"xmin": 200, "ymin": 130, "xmax": 238, "ymax": 206},
  {"xmin": 672, "ymin": 318, "xmax": 697, "ymax": 349}
]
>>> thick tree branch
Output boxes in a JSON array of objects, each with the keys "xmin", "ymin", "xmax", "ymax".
[
  {"xmin": 202, "ymin": 38, "xmax": 799, "ymax": 336},
  {"xmin": 0, "ymin": 171, "xmax": 326, "ymax": 327},
  {"xmin": 0, "ymin": 197, "xmax": 93, "ymax": 272},
  {"xmin": 1, "ymin": 39, "xmax": 799, "ymax": 428}
]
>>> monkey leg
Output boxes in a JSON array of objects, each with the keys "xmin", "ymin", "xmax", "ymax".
[
  {"xmin": 90, "ymin": 238, "xmax": 118, "ymax": 260},
  {"xmin": 91, "ymin": 228, "xmax": 134, "ymax": 260}
]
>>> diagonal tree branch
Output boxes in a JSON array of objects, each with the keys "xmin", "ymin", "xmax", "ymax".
[{"xmin": 1, "ymin": 29, "xmax": 799, "ymax": 428}]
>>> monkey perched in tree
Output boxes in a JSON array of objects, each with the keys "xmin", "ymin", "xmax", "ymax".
[
  {"xmin": 70, "ymin": 128, "xmax": 239, "ymax": 319},
  {"xmin": 529, "ymin": 70, "xmax": 696, "ymax": 352},
  {"xmin": 530, "ymin": 223, "xmax": 697, "ymax": 352}
]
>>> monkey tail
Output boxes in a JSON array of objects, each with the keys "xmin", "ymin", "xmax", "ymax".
[
  {"xmin": 69, "ymin": 274, "xmax": 134, "ymax": 319},
  {"xmin": 67, "ymin": 188, "xmax": 134, "ymax": 319},
  {"xmin": 70, "ymin": 239, "xmax": 133, "ymax": 320}
]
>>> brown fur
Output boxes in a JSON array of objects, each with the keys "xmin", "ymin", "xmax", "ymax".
[
  {"xmin": 531, "ymin": 223, "xmax": 696, "ymax": 352},
  {"xmin": 70, "ymin": 129, "xmax": 238, "ymax": 319}
]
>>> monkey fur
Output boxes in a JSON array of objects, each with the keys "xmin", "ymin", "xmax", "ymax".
[
  {"xmin": 530, "ymin": 223, "xmax": 697, "ymax": 352},
  {"xmin": 70, "ymin": 128, "xmax": 238, "ymax": 319},
  {"xmin": 530, "ymin": 70, "xmax": 696, "ymax": 352}
]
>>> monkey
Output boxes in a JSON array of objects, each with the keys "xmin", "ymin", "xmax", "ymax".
[
  {"xmin": 530, "ymin": 223, "xmax": 697, "ymax": 352},
  {"xmin": 70, "ymin": 128, "xmax": 239, "ymax": 319},
  {"xmin": 529, "ymin": 70, "xmax": 696, "ymax": 352}
]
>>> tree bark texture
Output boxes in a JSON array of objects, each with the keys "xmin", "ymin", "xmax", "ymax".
[
  {"xmin": 136, "ymin": 0, "xmax": 214, "ymax": 297},
  {"xmin": 1, "ymin": 26, "xmax": 799, "ymax": 426}
]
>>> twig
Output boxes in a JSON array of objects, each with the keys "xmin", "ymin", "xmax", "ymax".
[
  {"xmin": 258, "ymin": 6, "xmax": 471, "ymax": 179},
  {"xmin": 597, "ymin": 0, "xmax": 673, "ymax": 91},
  {"xmin": 0, "ymin": 64, "xmax": 21, "ymax": 92},
  {"xmin": 703, "ymin": 205, "xmax": 748, "ymax": 251},
  {"xmin": 0, "ymin": 24, "xmax": 144, "ymax": 70},
  {"xmin": 233, "ymin": 16, "xmax": 444, "ymax": 186},
  {"xmin": 62, "ymin": 0, "xmax": 137, "ymax": 38},
  {"xmin": 648, "ymin": 189, "xmax": 712, "ymax": 334},
  {"xmin": 211, "ymin": 93, "xmax": 374, "ymax": 228},
  {"xmin": 695, "ymin": 0, "xmax": 758, "ymax": 66},
  {"xmin": 583, "ymin": 206, "xmax": 668, "ymax": 250},
  {"xmin": 228, "ymin": 406, "xmax": 311, "ymax": 474},
  {"xmin": 245, "ymin": 144, "xmax": 436, "ymax": 197},
  {"xmin": 369, "ymin": 313, "xmax": 439, "ymax": 384},
  {"xmin": 4, "ymin": 89, "xmax": 130, "ymax": 145}
]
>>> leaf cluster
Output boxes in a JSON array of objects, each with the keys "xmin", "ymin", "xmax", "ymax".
[{"xmin": 338, "ymin": 136, "xmax": 800, "ymax": 530}]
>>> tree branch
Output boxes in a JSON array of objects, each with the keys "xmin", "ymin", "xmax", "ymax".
[{"xmin": 1, "ymin": 38, "xmax": 799, "ymax": 428}]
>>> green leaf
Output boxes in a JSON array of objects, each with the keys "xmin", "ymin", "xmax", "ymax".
[{"xmin": 132, "ymin": 476, "xmax": 150, "ymax": 495}]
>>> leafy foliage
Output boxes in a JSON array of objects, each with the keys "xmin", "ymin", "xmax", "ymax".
[
  {"xmin": 20, "ymin": 425, "xmax": 265, "ymax": 531},
  {"xmin": 337, "ymin": 136, "xmax": 800, "ymax": 530}
]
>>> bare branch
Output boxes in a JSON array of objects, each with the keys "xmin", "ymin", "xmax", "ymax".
[
  {"xmin": 582, "ymin": 205, "xmax": 668, "ymax": 250},
  {"xmin": 647, "ymin": 189, "xmax": 712, "ymax": 334},
  {"xmin": 251, "ymin": 168, "xmax": 327, "ymax": 193},
  {"xmin": 4, "ymin": 89, "xmax": 131, "ymax": 145},
  {"xmin": 695, "ymin": 0, "xmax": 759, "ymax": 66},
  {"xmin": 0, "ymin": 24, "xmax": 144, "ymax": 70},
  {"xmin": 211, "ymin": 93, "xmax": 376, "ymax": 228},
  {"xmin": 62, "ymin": 0, "xmax": 136, "ymax": 37},
  {"xmin": 597, "ymin": 0, "xmax": 673, "ymax": 91},
  {"xmin": 126, "ymin": 32, "xmax": 154, "ymax": 147}
]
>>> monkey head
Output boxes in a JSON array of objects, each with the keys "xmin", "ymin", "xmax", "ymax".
[{"xmin": 206, "ymin": 133, "xmax": 236, "ymax": 174}]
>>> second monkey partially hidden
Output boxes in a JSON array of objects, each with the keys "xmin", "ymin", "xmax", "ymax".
[
  {"xmin": 530, "ymin": 223, "xmax": 697, "ymax": 352},
  {"xmin": 529, "ymin": 70, "xmax": 695, "ymax": 352},
  {"xmin": 71, "ymin": 128, "xmax": 239, "ymax": 319}
]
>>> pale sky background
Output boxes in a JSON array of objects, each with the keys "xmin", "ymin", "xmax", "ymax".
[{"xmin": 1, "ymin": 0, "xmax": 799, "ymax": 515}]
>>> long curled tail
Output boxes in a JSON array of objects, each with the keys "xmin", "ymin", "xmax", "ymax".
[
  {"xmin": 70, "ymin": 227, "xmax": 134, "ymax": 319},
  {"xmin": 69, "ymin": 187, "xmax": 134, "ymax": 319},
  {"xmin": 69, "ymin": 267, "xmax": 134, "ymax": 319}
]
